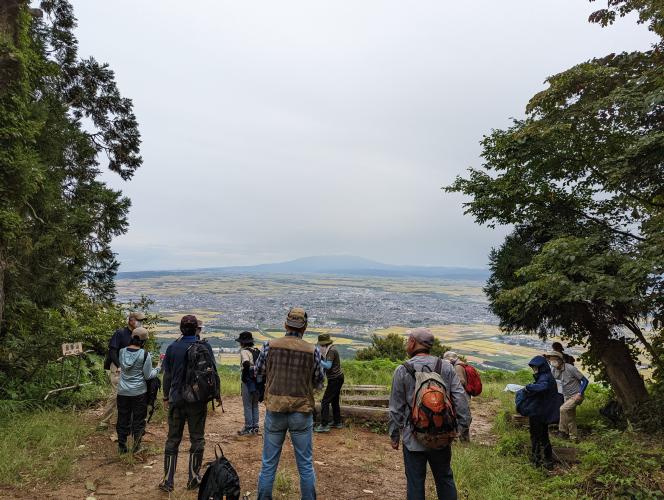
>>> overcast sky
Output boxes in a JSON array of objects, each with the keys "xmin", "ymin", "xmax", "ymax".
[{"xmin": 70, "ymin": 1, "xmax": 654, "ymax": 271}]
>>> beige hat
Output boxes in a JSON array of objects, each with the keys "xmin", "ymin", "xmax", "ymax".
[
  {"xmin": 443, "ymin": 351, "xmax": 459, "ymax": 362},
  {"xmin": 129, "ymin": 311, "xmax": 146, "ymax": 321},
  {"xmin": 545, "ymin": 350, "xmax": 564, "ymax": 361},
  {"xmin": 285, "ymin": 307, "xmax": 308, "ymax": 329},
  {"xmin": 132, "ymin": 327, "xmax": 149, "ymax": 341}
]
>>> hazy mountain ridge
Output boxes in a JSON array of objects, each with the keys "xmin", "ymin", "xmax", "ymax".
[{"xmin": 116, "ymin": 255, "xmax": 490, "ymax": 280}]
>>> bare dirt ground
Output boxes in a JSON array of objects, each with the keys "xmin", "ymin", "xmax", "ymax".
[{"xmin": 2, "ymin": 398, "xmax": 494, "ymax": 500}]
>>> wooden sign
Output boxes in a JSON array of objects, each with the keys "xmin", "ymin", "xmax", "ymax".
[{"xmin": 61, "ymin": 342, "xmax": 83, "ymax": 357}]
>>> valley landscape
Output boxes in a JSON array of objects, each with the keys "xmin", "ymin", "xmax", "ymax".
[{"xmin": 115, "ymin": 257, "xmax": 570, "ymax": 370}]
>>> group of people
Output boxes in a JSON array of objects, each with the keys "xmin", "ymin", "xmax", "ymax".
[
  {"xmin": 100, "ymin": 308, "xmax": 587, "ymax": 499},
  {"xmin": 519, "ymin": 343, "xmax": 588, "ymax": 470}
]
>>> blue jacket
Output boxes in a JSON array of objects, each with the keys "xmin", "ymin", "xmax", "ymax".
[
  {"xmin": 117, "ymin": 347, "xmax": 160, "ymax": 396},
  {"xmin": 517, "ymin": 356, "xmax": 560, "ymax": 423},
  {"xmin": 162, "ymin": 336, "xmax": 217, "ymax": 406}
]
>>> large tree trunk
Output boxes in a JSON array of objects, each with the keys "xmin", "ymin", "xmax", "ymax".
[{"xmin": 590, "ymin": 333, "xmax": 650, "ymax": 410}]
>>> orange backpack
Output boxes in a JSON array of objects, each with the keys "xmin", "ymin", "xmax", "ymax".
[{"xmin": 403, "ymin": 358, "xmax": 458, "ymax": 448}]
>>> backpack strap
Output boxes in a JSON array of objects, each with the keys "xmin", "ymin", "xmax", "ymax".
[
  {"xmin": 402, "ymin": 361, "xmax": 416, "ymax": 378},
  {"xmin": 434, "ymin": 357, "xmax": 443, "ymax": 375},
  {"xmin": 214, "ymin": 444, "xmax": 225, "ymax": 460}
]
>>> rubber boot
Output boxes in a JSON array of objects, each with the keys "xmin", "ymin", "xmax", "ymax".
[
  {"xmin": 186, "ymin": 450, "xmax": 204, "ymax": 490},
  {"xmin": 132, "ymin": 431, "xmax": 144, "ymax": 454},
  {"xmin": 159, "ymin": 453, "xmax": 177, "ymax": 492},
  {"xmin": 118, "ymin": 434, "xmax": 128, "ymax": 455}
]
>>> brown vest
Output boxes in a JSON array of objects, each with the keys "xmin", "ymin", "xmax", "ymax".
[{"xmin": 265, "ymin": 335, "xmax": 316, "ymax": 413}]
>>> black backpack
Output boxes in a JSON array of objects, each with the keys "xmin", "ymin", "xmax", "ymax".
[
  {"xmin": 142, "ymin": 351, "xmax": 161, "ymax": 423},
  {"xmin": 183, "ymin": 341, "xmax": 220, "ymax": 404},
  {"xmin": 198, "ymin": 445, "xmax": 241, "ymax": 500}
]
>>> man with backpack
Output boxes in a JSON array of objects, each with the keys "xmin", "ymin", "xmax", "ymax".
[
  {"xmin": 443, "ymin": 351, "xmax": 480, "ymax": 442},
  {"xmin": 116, "ymin": 327, "xmax": 160, "ymax": 454},
  {"xmin": 236, "ymin": 330, "xmax": 261, "ymax": 436},
  {"xmin": 159, "ymin": 314, "xmax": 221, "ymax": 493},
  {"xmin": 389, "ymin": 328, "xmax": 470, "ymax": 500},
  {"xmin": 254, "ymin": 307, "xmax": 325, "ymax": 500},
  {"xmin": 99, "ymin": 311, "xmax": 146, "ymax": 431}
]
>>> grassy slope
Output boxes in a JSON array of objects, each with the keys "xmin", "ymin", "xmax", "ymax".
[{"xmin": 2, "ymin": 361, "xmax": 662, "ymax": 498}]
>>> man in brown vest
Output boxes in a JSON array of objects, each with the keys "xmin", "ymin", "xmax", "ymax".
[{"xmin": 255, "ymin": 308, "xmax": 324, "ymax": 500}]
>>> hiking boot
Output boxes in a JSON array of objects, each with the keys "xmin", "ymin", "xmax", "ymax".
[
  {"xmin": 158, "ymin": 481, "xmax": 174, "ymax": 493},
  {"xmin": 132, "ymin": 433, "xmax": 144, "ymax": 454},
  {"xmin": 250, "ymin": 426, "xmax": 260, "ymax": 434},
  {"xmin": 160, "ymin": 454, "xmax": 177, "ymax": 492},
  {"xmin": 237, "ymin": 427, "xmax": 253, "ymax": 436},
  {"xmin": 332, "ymin": 422, "xmax": 344, "ymax": 429},
  {"xmin": 186, "ymin": 476, "xmax": 202, "ymax": 490},
  {"xmin": 118, "ymin": 443, "xmax": 129, "ymax": 455},
  {"xmin": 314, "ymin": 424, "xmax": 331, "ymax": 433}
]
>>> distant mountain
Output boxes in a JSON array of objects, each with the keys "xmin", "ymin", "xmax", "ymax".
[{"xmin": 117, "ymin": 255, "xmax": 489, "ymax": 281}]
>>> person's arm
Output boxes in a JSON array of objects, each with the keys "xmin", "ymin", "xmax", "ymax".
[
  {"xmin": 162, "ymin": 348, "xmax": 173, "ymax": 403},
  {"xmin": 570, "ymin": 366, "xmax": 589, "ymax": 396},
  {"xmin": 388, "ymin": 366, "xmax": 407, "ymax": 449},
  {"xmin": 445, "ymin": 364, "xmax": 470, "ymax": 431},
  {"xmin": 312, "ymin": 346, "xmax": 325, "ymax": 390},
  {"xmin": 143, "ymin": 352, "xmax": 160, "ymax": 380},
  {"xmin": 109, "ymin": 347, "xmax": 120, "ymax": 368},
  {"xmin": 254, "ymin": 343, "xmax": 269, "ymax": 378},
  {"xmin": 525, "ymin": 374, "xmax": 550, "ymax": 393}
]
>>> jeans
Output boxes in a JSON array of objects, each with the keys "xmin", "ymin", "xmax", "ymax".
[
  {"xmin": 257, "ymin": 411, "xmax": 316, "ymax": 500},
  {"xmin": 529, "ymin": 416, "xmax": 553, "ymax": 467},
  {"xmin": 116, "ymin": 393, "xmax": 147, "ymax": 448},
  {"xmin": 320, "ymin": 375, "xmax": 344, "ymax": 425},
  {"xmin": 402, "ymin": 445, "xmax": 456, "ymax": 500},
  {"xmin": 242, "ymin": 382, "xmax": 260, "ymax": 429}
]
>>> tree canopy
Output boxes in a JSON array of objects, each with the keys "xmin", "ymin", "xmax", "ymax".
[
  {"xmin": 0, "ymin": 0, "xmax": 142, "ymax": 399},
  {"xmin": 447, "ymin": 0, "xmax": 664, "ymax": 411}
]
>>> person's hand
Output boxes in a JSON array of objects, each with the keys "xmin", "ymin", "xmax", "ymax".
[
  {"xmin": 391, "ymin": 439, "xmax": 399, "ymax": 450},
  {"xmin": 575, "ymin": 394, "xmax": 584, "ymax": 403},
  {"xmin": 163, "ymin": 399, "xmax": 169, "ymax": 411}
]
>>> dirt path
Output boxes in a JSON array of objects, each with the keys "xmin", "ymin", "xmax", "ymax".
[{"xmin": 2, "ymin": 398, "xmax": 495, "ymax": 499}]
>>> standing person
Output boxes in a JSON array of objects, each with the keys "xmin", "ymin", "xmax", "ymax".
[
  {"xmin": 443, "ymin": 351, "xmax": 472, "ymax": 442},
  {"xmin": 116, "ymin": 327, "xmax": 160, "ymax": 454},
  {"xmin": 551, "ymin": 341, "xmax": 575, "ymax": 365},
  {"xmin": 545, "ymin": 351, "xmax": 589, "ymax": 442},
  {"xmin": 99, "ymin": 311, "xmax": 146, "ymax": 431},
  {"xmin": 389, "ymin": 328, "xmax": 470, "ymax": 500},
  {"xmin": 159, "ymin": 315, "xmax": 221, "ymax": 493},
  {"xmin": 314, "ymin": 333, "xmax": 345, "ymax": 433},
  {"xmin": 519, "ymin": 356, "xmax": 559, "ymax": 470},
  {"xmin": 236, "ymin": 330, "xmax": 261, "ymax": 436},
  {"xmin": 255, "ymin": 308, "xmax": 324, "ymax": 500}
]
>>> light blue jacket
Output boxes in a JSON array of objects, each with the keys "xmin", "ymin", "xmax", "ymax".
[{"xmin": 118, "ymin": 347, "xmax": 160, "ymax": 397}]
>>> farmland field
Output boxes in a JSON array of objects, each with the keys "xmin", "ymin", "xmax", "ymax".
[{"xmin": 116, "ymin": 272, "xmax": 574, "ymax": 370}]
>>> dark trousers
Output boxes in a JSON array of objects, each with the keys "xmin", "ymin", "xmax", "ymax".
[
  {"xmin": 320, "ymin": 375, "xmax": 344, "ymax": 425},
  {"xmin": 116, "ymin": 394, "xmax": 147, "ymax": 447},
  {"xmin": 165, "ymin": 402, "xmax": 208, "ymax": 456},
  {"xmin": 529, "ymin": 416, "xmax": 553, "ymax": 467},
  {"xmin": 403, "ymin": 445, "xmax": 457, "ymax": 500}
]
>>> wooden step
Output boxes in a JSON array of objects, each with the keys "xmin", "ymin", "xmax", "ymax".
[
  {"xmin": 315, "ymin": 403, "xmax": 389, "ymax": 422},
  {"xmin": 342, "ymin": 395, "xmax": 390, "ymax": 407},
  {"xmin": 341, "ymin": 385, "xmax": 389, "ymax": 394}
]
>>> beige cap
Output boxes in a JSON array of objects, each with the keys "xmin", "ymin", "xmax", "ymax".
[
  {"xmin": 129, "ymin": 311, "xmax": 146, "ymax": 321},
  {"xmin": 132, "ymin": 327, "xmax": 149, "ymax": 341},
  {"xmin": 443, "ymin": 351, "xmax": 459, "ymax": 362}
]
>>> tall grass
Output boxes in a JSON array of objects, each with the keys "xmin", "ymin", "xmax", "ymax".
[{"xmin": 0, "ymin": 410, "xmax": 93, "ymax": 486}]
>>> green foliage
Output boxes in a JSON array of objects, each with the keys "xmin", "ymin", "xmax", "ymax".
[
  {"xmin": 342, "ymin": 359, "xmax": 400, "ymax": 387},
  {"xmin": 446, "ymin": 0, "xmax": 664, "ymax": 409},
  {"xmin": 355, "ymin": 333, "xmax": 406, "ymax": 361},
  {"xmin": 0, "ymin": 0, "xmax": 142, "ymax": 403},
  {"xmin": 355, "ymin": 333, "xmax": 450, "ymax": 361},
  {"xmin": 0, "ymin": 410, "xmax": 92, "ymax": 486}
]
